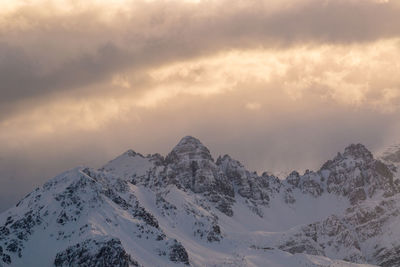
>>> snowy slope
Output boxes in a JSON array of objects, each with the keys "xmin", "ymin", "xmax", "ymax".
[{"xmin": 1, "ymin": 136, "xmax": 399, "ymax": 266}]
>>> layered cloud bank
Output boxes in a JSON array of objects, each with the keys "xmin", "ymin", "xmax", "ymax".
[{"xmin": 1, "ymin": 0, "xmax": 400, "ymax": 211}]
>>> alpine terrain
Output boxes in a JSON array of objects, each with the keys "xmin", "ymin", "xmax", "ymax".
[{"xmin": 1, "ymin": 136, "xmax": 400, "ymax": 267}]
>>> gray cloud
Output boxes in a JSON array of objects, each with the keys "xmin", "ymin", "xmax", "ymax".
[
  {"xmin": 0, "ymin": 42, "xmax": 132, "ymax": 113},
  {"xmin": 1, "ymin": 0, "xmax": 400, "ymax": 115}
]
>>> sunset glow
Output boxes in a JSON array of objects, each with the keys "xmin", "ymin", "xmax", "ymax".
[{"xmin": 1, "ymin": 0, "xmax": 400, "ymax": 211}]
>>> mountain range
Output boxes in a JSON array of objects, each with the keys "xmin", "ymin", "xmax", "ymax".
[{"xmin": 1, "ymin": 136, "xmax": 400, "ymax": 267}]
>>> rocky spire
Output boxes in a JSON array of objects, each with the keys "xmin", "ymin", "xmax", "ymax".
[
  {"xmin": 321, "ymin": 143, "xmax": 373, "ymax": 171},
  {"xmin": 166, "ymin": 136, "xmax": 214, "ymax": 164},
  {"xmin": 343, "ymin": 143, "xmax": 373, "ymax": 160}
]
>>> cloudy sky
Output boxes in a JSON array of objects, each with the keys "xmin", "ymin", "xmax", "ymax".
[{"xmin": 1, "ymin": 0, "xmax": 400, "ymax": 212}]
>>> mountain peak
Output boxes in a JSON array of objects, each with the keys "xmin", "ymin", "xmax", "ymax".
[
  {"xmin": 177, "ymin": 136, "xmax": 203, "ymax": 146},
  {"xmin": 2, "ymin": 137, "xmax": 400, "ymax": 266},
  {"xmin": 166, "ymin": 136, "xmax": 213, "ymax": 162},
  {"xmin": 321, "ymin": 143, "xmax": 374, "ymax": 171},
  {"xmin": 343, "ymin": 143, "xmax": 373, "ymax": 160}
]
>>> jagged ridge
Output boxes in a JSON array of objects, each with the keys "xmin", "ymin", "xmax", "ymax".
[{"xmin": 1, "ymin": 136, "xmax": 399, "ymax": 267}]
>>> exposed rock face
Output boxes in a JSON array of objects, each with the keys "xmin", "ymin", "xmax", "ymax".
[
  {"xmin": 165, "ymin": 136, "xmax": 235, "ymax": 216},
  {"xmin": 54, "ymin": 238, "xmax": 139, "ymax": 267},
  {"xmin": 1, "ymin": 136, "xmax": 400, "ymax": 267},
  {"xmin": 320, "ymin": 144, "xmax": 397, "ymax": 202},
  {"xmin": 283, "ymin": 143, "xmax": 399, "ymax": 205},
  {"xmin": 217, "ymin": 155, "xmax": 270, "ymax": 203},
  {"xmin": 166, "ymin": 136, "xmax": 214, "ymax": 163},
  {"xmin": 276, "ymin": 214, "xmax": 365, "ymax": 263},
  {"xmin": 216, "ymin": 154, "xmax": 281, "ymax": 216},
  {"xmin": 168, "ymin": 240, "xmax": 189, "ymax": 265},
  {"xmin": 261, "ymin": 195, "xmax": 400, "ymax": 266}
]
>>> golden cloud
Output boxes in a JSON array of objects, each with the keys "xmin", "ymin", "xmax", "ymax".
[{"xmin": 1, "ymin": 38, "xmax": 399, "ymax": 146}]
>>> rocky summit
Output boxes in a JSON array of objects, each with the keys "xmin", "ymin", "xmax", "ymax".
[{"xmin": 1, "ymin": 136, "xmax": 400, "ymax": 266}]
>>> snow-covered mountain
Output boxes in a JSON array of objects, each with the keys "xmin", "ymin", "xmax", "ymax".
[{"xmin": 1, "ymin": 136, "xmax": 399, "ymax": 267}]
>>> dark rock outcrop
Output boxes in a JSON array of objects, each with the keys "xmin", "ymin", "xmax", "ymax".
[
  {"xmin": 169, "ymin": 240, "xmax": 189, "ymax": 265},
  {"xmin": 54, "ymin": 238, "xmax": 139, "ymax": 267}
]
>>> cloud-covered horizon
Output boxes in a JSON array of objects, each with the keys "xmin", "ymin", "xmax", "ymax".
[{"xmin": 1, "ymin": 0, "xmax": 400, "ymax": 212}]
